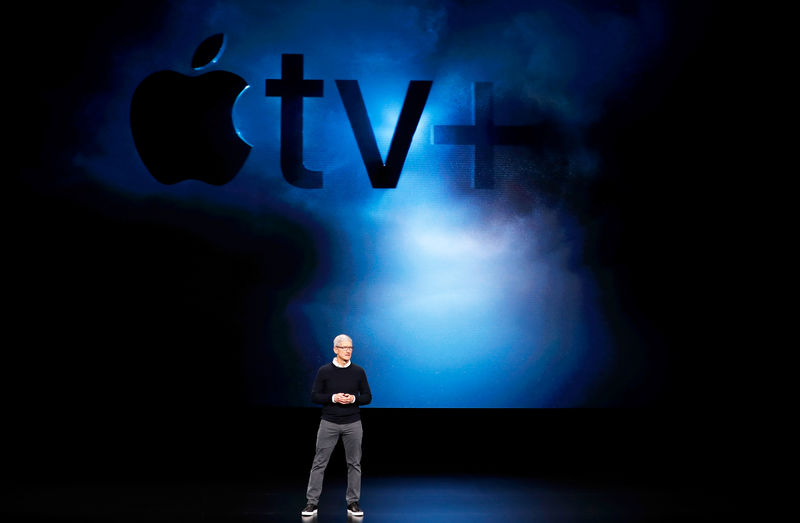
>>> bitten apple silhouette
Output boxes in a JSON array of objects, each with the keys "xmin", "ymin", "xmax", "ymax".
[{"xmin": 130, "ymin": 34, "xmax": 251, "ymax": 185}]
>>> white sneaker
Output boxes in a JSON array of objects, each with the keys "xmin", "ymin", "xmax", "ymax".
[{"xmin": 347, "ymin": 501, "xmax": 364, "ymax": 516}]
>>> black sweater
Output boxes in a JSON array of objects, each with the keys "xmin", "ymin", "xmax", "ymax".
[{"xmin": 311, "ymin": 362, "xmax": 372, "ymax": 424}]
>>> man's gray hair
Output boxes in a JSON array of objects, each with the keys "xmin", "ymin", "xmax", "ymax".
[{"xmin": 333, "ymin": 334, "xmax": 352, "ymax": 348}]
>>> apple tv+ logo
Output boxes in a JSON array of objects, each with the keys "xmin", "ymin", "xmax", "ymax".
[{"xmin": 131, "ymin": 34, "xmax": 548, "ymax": 189}]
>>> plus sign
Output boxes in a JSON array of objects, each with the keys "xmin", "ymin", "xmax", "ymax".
[
  {"xmin": 266, "ymin": 54, "xmax": 324, "ymax": 188},
  {"xmin": 433, "ymin": 82, "xmax": 544, "ymax": 189}
]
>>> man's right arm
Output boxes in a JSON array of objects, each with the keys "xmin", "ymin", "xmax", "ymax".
[{"xmin": 310, "ymin": 367, "xmax": 333, "ymax": 405}]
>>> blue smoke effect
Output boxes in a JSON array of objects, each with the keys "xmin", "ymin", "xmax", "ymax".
[{"xmin": 69, "ymin": 0, "xmax": 668, "ymax": 407}]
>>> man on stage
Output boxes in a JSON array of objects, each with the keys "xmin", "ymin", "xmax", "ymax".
[{"xmin": 301, "ymin": 334, "xmax": 372, "ymax": 517}]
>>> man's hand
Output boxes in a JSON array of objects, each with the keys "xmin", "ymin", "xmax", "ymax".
[{"xmin": 333, "ymin": 393, "xmax": 354, "ymax": 404}]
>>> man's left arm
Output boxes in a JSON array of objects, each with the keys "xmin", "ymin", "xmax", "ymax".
[{"xmin": 354, "ymin": 368, "xmax": 372, "ymax": 406}]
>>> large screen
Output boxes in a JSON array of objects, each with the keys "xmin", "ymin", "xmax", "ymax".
[{"xmin": 9, "ymin": 0, "xmax": 717, "ymax": 408}]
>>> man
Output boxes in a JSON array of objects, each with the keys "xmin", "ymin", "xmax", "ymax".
[{"xmin": 301, "ymin": 334, "xmax": 372, "ymax": 517}]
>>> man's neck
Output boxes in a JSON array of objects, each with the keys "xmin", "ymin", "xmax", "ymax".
[{"xmin": 333, "ymin": 356, "xmax": 351, "ymax": 368}]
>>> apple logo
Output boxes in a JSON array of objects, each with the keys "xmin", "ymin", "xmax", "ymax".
[{"xmin": 130, "ymin": 33, "xmax": 251, "ymax": 186}]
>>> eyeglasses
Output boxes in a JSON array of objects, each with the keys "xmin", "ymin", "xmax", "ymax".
[{"xmin": 336, "ymin": 346, "xmax": 353, "ymax": 351}]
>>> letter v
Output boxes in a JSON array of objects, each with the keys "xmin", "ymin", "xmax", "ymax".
[{"xmin": 336, "ymin": 80, "xmax": 432, "ymax": 188}]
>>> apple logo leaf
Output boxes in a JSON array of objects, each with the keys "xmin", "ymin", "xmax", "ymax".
[{"xmin": 192, "ymin": 33, "xmax": 226, "ymax": 70}]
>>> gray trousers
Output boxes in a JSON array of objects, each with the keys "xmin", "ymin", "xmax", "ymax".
[{"xmin": 306, "ymin": 419, "xmax": 363, "ymax": 505}]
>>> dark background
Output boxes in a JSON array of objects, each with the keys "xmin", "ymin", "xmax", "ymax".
[
  {"xmin": 8, "ymin": 407, "xmax": 737, "ymax": 489},
  {"xmin": 3, "ymin": 0, "xmax": 743, "ymax": 499}
]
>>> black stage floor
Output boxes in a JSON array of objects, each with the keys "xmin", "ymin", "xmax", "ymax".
[
  {"xmin": 3, "ymin": 408, "xmax": 743, "ymax": 521},
  {"xmin": 4, "ymin": 475, "xmax": 736, "ymax": 522}
]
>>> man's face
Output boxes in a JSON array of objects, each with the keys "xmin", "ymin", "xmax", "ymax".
[{"xmin": 334, "ymin": 341, "xmax": 353, "ymax": 362}]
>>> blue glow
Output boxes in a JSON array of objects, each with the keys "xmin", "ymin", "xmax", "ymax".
[{"xmin": 233, "ymin": 85, "xmax": 254, "ymax": 147}]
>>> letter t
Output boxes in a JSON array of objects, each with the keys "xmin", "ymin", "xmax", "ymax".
[{"xmin": 266, "ymin": 54, "xmax": 324, "ymax": 188}]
